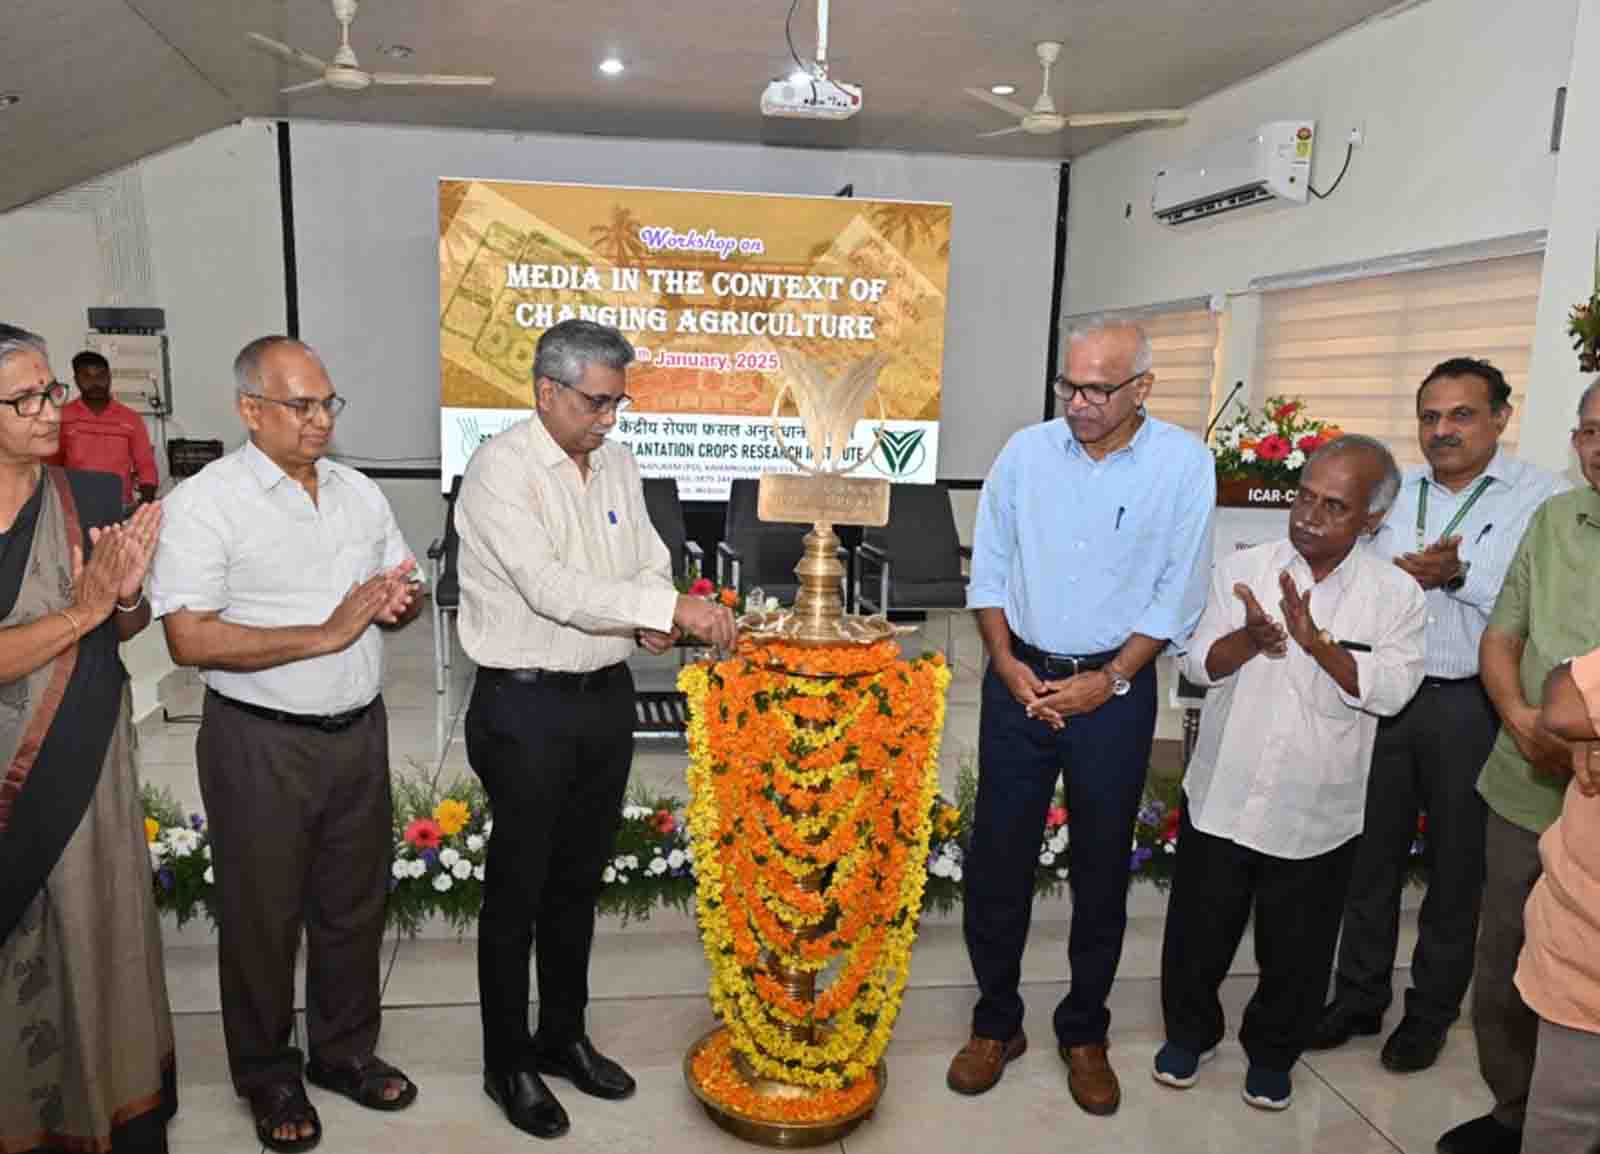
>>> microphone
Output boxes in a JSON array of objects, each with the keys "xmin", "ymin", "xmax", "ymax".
[{"xmin": 1204, "ymin": 380, "xmax": 1246, "ymax": 442}]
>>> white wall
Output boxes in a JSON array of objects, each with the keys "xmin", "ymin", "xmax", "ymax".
[
  {"xmin": 1520, "ymin": 0, "xmax": 1600, "ymax": 467},
  {"xmin": 1065, "ymin": 0, "xmax": 1576, "ymax": 317},
  {"xmin": 287, "ymin": 121, "xmax": 1061, "ymax": 481}
]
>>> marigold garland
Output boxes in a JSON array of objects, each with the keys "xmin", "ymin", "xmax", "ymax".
[{"xmin": 681, "ymin": 637, "xmax": 950, "ymax": 1091}]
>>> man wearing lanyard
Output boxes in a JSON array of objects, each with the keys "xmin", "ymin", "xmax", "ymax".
[
  {"xmin": 951, "ymin": 317, "xmax": 1214, "ymax": 1115},
  {"xmin": 1311, "ymin": 358, "xmax": 1567, "ymax": 1080}
]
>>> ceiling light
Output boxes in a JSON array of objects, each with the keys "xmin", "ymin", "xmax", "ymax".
[
  {"xmin": 599, "ymin": 57, "xmax": 625, "ymax": 76},
  {"xmin": 990, "ymin": 84, "xmax": 1016, "ymax": 96},
  {"xmin": 380, "ymin": 43, "xmax": 413, "ymax": 59},
  {"xmin": 0, "ymin": 93, "xmax": 20, "ymax": 109}
]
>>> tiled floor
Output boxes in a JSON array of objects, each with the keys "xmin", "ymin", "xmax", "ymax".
[{"xmin": 140, "ymin": 614, "xmax": 1479, "ymax": 1154}]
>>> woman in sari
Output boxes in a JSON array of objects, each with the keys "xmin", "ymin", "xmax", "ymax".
[{"xmin": 0, "ymin": 323, "xmax": 174, "ymax": 1154}]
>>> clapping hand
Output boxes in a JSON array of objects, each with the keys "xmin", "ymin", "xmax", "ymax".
[
  {"xmin": 1234, "ymin": 582, "xmax": 1287, "ymax": 658},
  {"xmin": 1278, "ymin": 571, "xmax": 1320, "ymax": 652},
  {"xmin": 88, "ymin": 501, "xmax": 162, "ymax": 604},
  {"xmin": 373, "ymin": 559, "xmax": 420, "ymax": 625},
  {"xmin": 1395, "ymin": 536, "xmax": 1463, "ymax": 591}
]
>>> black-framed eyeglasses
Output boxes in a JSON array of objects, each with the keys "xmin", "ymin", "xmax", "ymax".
[
  {"xmin": 0, "ymin": 380, "xmax": 69, "ymax": 418},
  {"xmin": 1051, "ymin": 370, "xmax": 1146, "ymax": 407},
  {"xmin": 556, "ymin": 379, "xmax": 632, "ymax": 416},
  {"xmin": 241, "ymin": 392, "xmax": 347, "ymax": 421}
]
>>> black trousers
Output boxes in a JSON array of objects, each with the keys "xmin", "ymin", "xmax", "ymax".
[
  {"xmin": 196, "ymin": 693, "xmax": 392, "ymax": 1094},
  {"xmin": 465, "ymin": 665, "xmax": 635, "ymax": 1072},
  {"xmin": 964, "ymin": 659, "xmax": 1156, "ymax": 1047},
  {"xmin": 1161, "ymin": 810, "xmax": 1358, "ymax": 1071},
  {"xmin": 1333, "ymin": 678, "xmax": 1497, "ymax": 1028}
]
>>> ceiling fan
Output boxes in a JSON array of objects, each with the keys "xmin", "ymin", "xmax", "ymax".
[
  {"xmin": 248, "ymin": 0, "xmax": 494, "ymax": 95},
  {"xmin": 965, "ymin": 41, "xmax": 1185, "ymax": 137}
]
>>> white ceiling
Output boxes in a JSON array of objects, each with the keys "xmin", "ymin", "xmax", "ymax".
[{"xmin": 0, "ymin": 0, "xmax": 1406, "ymax": 212}]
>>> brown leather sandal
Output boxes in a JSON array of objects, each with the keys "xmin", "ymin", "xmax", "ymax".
[
  {"xmin": 305, "ymin": 1054, "xmax": 418, "ymax": 1111},
  {"xmin": 249, "ymin": 1080, "xmax": 322, "ymax": 1153}
]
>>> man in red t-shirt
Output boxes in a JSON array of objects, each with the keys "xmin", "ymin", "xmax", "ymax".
[{"xmin": 52, "ymin": 350, "xmax": 159, "ymax": 506}]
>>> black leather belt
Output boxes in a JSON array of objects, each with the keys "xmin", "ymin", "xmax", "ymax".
[
  {"xmin": 479, "ymin": 663, "xmax": 622, "ymax": 692},
  {"xmin": 208, "ymin": 688, "xmax": 376, "ymax": 733},
  {"xmin": 1009, "ymin": 635, "xmax": 1122, "ymax": 677},
  {"xmin": 1422, "ymin": 674, "xmax": 1481, "ymax": 689}
]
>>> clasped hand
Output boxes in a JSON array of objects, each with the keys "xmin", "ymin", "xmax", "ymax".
[{"xmin": 999, "ymin": 657, "xmax": 1114, "ymax": 732}]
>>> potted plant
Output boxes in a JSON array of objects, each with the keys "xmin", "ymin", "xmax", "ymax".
[
  {"xmin": 1568, "ymin": 234, "xmax": 1600, "ymax": 373},
  {"xmin": 1210, "ymin": 395, "xmax": 1343, "ymax": 508}
]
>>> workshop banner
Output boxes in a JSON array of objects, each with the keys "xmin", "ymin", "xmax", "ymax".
[{"xmin": 439, "ymin": 178, "xmax": 950, "ymax": 497}]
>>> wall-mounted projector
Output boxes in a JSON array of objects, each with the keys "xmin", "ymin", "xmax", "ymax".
[
  {"xmin": 1152, "ymin": 121, "xmax": 1315, "ymax": 225},
  {"xmin": 761, "ymin": 74, "xmax": 862, "ymax": 120}
]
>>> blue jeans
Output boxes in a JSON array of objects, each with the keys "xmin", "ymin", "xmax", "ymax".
[{"xmin": 963, "ymin": 659, "xmax": 1156, "ymax": 1046}]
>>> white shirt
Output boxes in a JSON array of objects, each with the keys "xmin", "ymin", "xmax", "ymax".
[
  {"xmin": 1370, "ymin": 449, "xmax": 1569, "ymax": 678},
  {"xmin": 1179, "ymin": 538, "xmax": 1427, "ymax": 859},
  {"xmin": 455, "ymin": 416, "xmax": 677, "ymax": 673},
  {"xmin": 150, "ymin": 440, "xmax": 415, "ymax": 714}
]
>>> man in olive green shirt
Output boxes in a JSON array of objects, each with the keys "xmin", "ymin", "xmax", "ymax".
[{"xmin": 1439, "ymin": 378, "xmax": 1600, "ymax": 1154}]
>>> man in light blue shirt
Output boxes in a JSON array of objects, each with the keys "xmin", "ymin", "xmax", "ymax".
[
  {"xmin": 1313, "ymin": 357, "xmax": 1568, "ymax": 1077},
  {"xmin": 948, "ymin": 317, "xmax": 1214, "ymax": 1115}
]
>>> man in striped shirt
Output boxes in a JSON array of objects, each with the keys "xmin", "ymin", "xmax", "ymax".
[{"xmin": 1312, "ymin": 358, "xmax": 1567, "ymax": 1076}]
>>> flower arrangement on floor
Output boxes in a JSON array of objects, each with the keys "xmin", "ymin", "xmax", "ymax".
[
  {"xmin": 1210, "ymin": 395, "xmax": 1344, "ymax": 485},
  {"xmin": 1568, "ymin": 234, "xmax": 1600, "ymax": 373},
  {"xmin": 141, "ymin": 750, "xmax": 1426, "ymax": 933},
  {"xmin": 680, "ymin": 637, "xmax": 949, "ymax": 1119}
]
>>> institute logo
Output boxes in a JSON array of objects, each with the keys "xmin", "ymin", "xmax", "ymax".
[{"xmin": 872, "ymin": 428, "xmax": 927, "ymax": 478}]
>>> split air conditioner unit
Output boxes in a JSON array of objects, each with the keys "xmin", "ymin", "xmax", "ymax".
[{"xmin": 1152, "ymin": 121, "xmax": 1315, "ymax": 225}]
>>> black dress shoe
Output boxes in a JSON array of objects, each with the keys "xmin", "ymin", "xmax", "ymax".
[
  {"xmin": 1380, "ymin": 1016, "xmax": 1447, "ymax": 1073},
  {"xmin": 533, "ymin": 1037, "xmax": 637, "ymax": 1101},
  {"xmin": 484, "ymin": 1068, "xmax": 570, "ymax": 1139},
  {"xmin": 1306, "ymin": 1001, "xmax": 1383, "ymax": 1051},
  {"xmin": 1436, "ymin": 1112, "xmax": 1522, "ymax": 1154}
]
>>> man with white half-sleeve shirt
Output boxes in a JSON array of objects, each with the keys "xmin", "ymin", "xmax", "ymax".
[{"xmin": 151, "ymin": 335, "xmax": 422, "ymax": 1153}]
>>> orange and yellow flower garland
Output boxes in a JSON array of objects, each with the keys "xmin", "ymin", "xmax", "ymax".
[{"xmin": 681, "ymin": 638, "xmax": 950, "ymax": 1100}]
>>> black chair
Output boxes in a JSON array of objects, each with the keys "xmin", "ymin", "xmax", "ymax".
[
  {"xmin": 642, "ymin": 477, "xmax": 705, "ymax": 581},
  {"xmin": 853, "ymin": 482, "xmax": 971, "ymax": 658},
  {"xmin": 426, "ymin": 475, "xmax": 464, "ymax": 696},
  {"xmin": 715, "ymin": 478, "xmax": 845, "ymax": 606}
]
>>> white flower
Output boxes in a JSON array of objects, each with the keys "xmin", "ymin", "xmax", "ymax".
[
  {"xmin": 667, "ymin": 849, "xmax": 686, "ymax": 870},
  {"xmin": 466, "ymin": 835, "xmax": 485, "ymax": 853},
  {"xmin": 204, "ymin": 866, "xmax": 215, "ymax": 884},
  {"xmin": 649, "ymin": 857, "xmax": 668, "ymax": 876},
  {"xmin": 164, "ymin": 828, "xmax": 201, "ymax": 858},
  {"xmin": 1039, "ymin": 850, "xmax": 1057, "ymax": 866},
  {"xmin": 432, "ymin": 873, "xmax": 453, "ymax": 892},
  {"xmin": 1131, "ymin": 837, "xmax": 1140, "ymax": 852},
  {"xmin": 439, "ymin": 847, "xmax": 461, "ymax": 869},
  {"xmin": 483, "ymin": 819, "xmax": 493, "ymax": 837},
  {"xmin": 603, "ymin": 866, "xmax": 617, "ymax": 883},
  {"xmin": 452, "ymin": 859, "xmax": 473, "ymax": 880},
  {"xmin": 1049, "ymin": 833, "xmax": 1068, "ymax": 854},
  {"xmin": 1055, "ymin": 867, "xmax": 1068, "ymax": 879},
  {"xmin": 148, "ymin": 843, "xmax": 168, "ymax": 869},
  {"xmin": 622, "ymin": 805, "xmax": 652, "ymax": 821},
  {"xmin": 614, "ymin": 855, "xmax": 630, "ymax": 872},
  {"xmin": 1286, "ymin": 448, "xmax": 1307, "ymax": 470},
  {"xmin": 408, "ymin": 859, "xmax": 427, "ymax": 879},
  {"xmin": 618, "ymin": 873, "xmax": 629, "ymax": 884},
  {"xmin": 391, "ymin": 860, "xmax": 410, "ymax": 880},
  {"xmin": 1224, "ymin": 424, "xmax": 1244, "ymax": 450},
  {"xmin": 473, "ymin": 864, "xmax": 486, "ymax": 882},
  {"xmin": 1163, "ymin": 842, "xmax": 1176, "ymax": 855},
  {"xmin": 203, "ymin": 845, "xmax": 212, "ymax": 860},
  {"xmin": 624, "ymin": 855, "xmax": 639, "ymax": 870},
  {"xmin": 764, "ymin": 596, "xmax": 779, "ymax": 613},
  {"xmin": 930, "ymin": 857, "xmax": 951, "ymax": 878},
  {"xmin": 950, "ymin": 865, "xmax": 963, "ymax": 882},
  {"xmin": 1241, "ymin": 449, "xmax": 1258, "ymax": 464}
]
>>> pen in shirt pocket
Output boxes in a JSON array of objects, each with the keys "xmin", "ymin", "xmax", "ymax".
[
  {"xmin": 1474, "ymin": 523, "xmax": 1493, "ymax": 545},
  {"xmin": 1115, "ymin": 506, "xmax": 1126, "ymax": 531}
]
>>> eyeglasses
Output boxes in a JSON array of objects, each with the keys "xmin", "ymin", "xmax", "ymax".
[
  {"xmin": 1051, "ymin": 370, "xmax": 1146, "ymax": 407},
  {"xmin": 242, "ymin": 392, "xmax": 347, "ymax": 421},
  {"xmin": 0, "ymin": 380, "xmax": 69, "ymax": 418},
  {"xmin": 557, "ymin": 379, "xmax": 632, "ymax": 416}
]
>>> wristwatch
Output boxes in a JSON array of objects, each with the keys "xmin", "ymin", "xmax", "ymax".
[
  {"xmin": 1444, "ymin": 560, "xmax": 1471, "ymax": 593},
  {"xmin": 1107, "ymin": 669, "xmax": 1132, "ymax": 696}
]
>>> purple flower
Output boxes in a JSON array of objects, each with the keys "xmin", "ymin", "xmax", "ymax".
[
  {"xmin": 422, "ymin": 848, "xmax": 438, "ymax": 866},
  {"xmin": 1129, "ymin": 847, "xmax": 1153, "ymax": 872},
  {"xmin": 190, "ymin": 813, "xmax": 206, "ymax": 831},
  {"xmin": 157, "ymin": 867, "xmax": 175, "ymax": 891}
]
